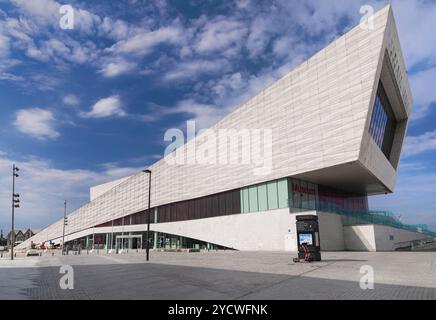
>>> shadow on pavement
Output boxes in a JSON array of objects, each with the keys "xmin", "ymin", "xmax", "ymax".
[{"xmin": 9, "ymin": 262, "xmax": 434, "ymax": 300}]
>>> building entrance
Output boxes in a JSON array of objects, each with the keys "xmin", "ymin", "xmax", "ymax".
[{"xmin": 115, "ymin": 234, "xmax": 142, "ymax": 250}]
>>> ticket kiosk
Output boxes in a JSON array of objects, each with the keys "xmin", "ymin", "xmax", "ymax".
[{"xmin": 295, "ymin": 215, "xmax": 321, "ymax": 262}]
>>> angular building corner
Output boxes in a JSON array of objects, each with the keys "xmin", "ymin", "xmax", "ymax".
[{"xmin": 16, "ymin": 5, "xmax": 434, "ymax": 253}]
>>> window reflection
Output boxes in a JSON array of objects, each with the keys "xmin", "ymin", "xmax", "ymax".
[{"xmin": 369, "ymin": 83, "xmax": 397, "ymax": 160}]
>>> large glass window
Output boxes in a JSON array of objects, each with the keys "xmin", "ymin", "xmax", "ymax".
[
  {"xmin": 277, "ymin": 179, "xmax": 289, "ymax": 209},
  {"xmin": 289, "ymin": 178, "xmax": 317, "ymax": 210},
  {"xmin": 240, "ymin": 178, "xmax": 288, "ymax": 213},
  {"xmin": 317, "ymin": 185, "xmax": 368, "ymax": 213},
  {"xmin": 258, "ymin": 184, "xmax": 268, "ymax": 211},
  {"xmin": 248, "ymin": 186, "xmax": 259, "ymax": 212},
  {"xmin": 98, "ymin": 177, "xmax": 371, "ymax": 227},
  {"xmin": 241, "ymin": 188, "xmax": 249, "ymax": 213},
  {"xmin": 266, "ymin": 181, "xmax": 278, "ymax": 210},
  {"xmin": 369, "ymin": 83, "xmax": 397, "ymax": 159}
]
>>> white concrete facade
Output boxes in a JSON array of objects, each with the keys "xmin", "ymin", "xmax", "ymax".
[
  {"xmin": 344, "ymin": 225, "xmax": 429, "ymax": 251},
  {"xmin": 90, "ymin": 176, "xmax": 131, "ymax": 201},
  {"xmin": 35, "ymin": 209, "xmax": 428, "ymax": 252},
  {"xmin": 17, "ymin": 6, "xmax": 421, "ymax": 252}
]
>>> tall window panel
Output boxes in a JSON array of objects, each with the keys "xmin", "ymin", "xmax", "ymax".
[
  {"xmin": 368, "ymin": 83, "xmax": 397, "ymax": 160},
  {"xmin": 267, "ymin": 181, "xmax": 278, "ymax": 210},
  {"xmin": 248, "ymin": 186, "xmax": 259, "ymax": 212},
  {"xmin": 241, "ymin": 188, "xmax": 249, "ymax": 213},
  {"xmin": 240, "ymin": 178, "xmax": 288, "ymax": 213},
  {"xmin": 277, "ymin": 179, "xmax": 289, "ymax": 209},
  {"xmin": 257, "ymin": 184, "xmax": 268, "ymax": 211}
]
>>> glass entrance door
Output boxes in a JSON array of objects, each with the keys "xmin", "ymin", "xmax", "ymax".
[{"xmin": 116, "ymin": 235, "xmax": 142, "ymax": 250}]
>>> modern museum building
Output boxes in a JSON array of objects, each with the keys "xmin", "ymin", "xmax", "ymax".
[{"xmin": 17, "ymin": 6, "xmax": 435, "ymax": 253}]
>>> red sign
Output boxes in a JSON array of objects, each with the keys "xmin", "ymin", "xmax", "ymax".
[{"xmin": 293, "ymin": 183, "xmax": 315, "ymax": 195}]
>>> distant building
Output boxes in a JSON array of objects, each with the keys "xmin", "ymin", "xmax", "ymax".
[
  {"xmin": 7, "ymin": 230, "xmax": 25, "ymax": 247},
  {"xmin": 24, "ymin": 228, "xmax": 41, "ymax": 240},
  {"xmin": 0, "ymin": 230, "xmax": 7, "ymax": 247},
  {"xmin": 3, "ymin": 229, "xmax": 42, "ymax": 247}
]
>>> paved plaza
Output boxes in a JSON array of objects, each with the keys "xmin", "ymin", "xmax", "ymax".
[{"xmin": 1, "ymin": 250, "xmax": 436, "ymax": 300}]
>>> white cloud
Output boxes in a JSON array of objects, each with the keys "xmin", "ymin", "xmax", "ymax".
[
  {"xmin": 14, "ymin": 108, "xmax": 59, "ymax": 140},
  {"xmin": 409, "ymin": 66, "xmax": 436, "ymax": 120},
  {"xmin": 272, "ymin": 36, "xmax": 295, "ymax": 58},
  {"xmin": 388, "ymin": 0, "xmax": 436, "ymax": 120},
  {"xmin": 245, "ymin": 16, "xmax": 273, "ymax": 58},
  {"xmin": 369, "ymin": 165, "xmax": 436, "ymax": 231},
  {"xmin": 99, "ymin": 17, "xmax": 143, "ymax": 41},
  {"xmin": 0, "ymin": 34, "xmax": 10, "ymax": 58},
  {"xmin": 0, "ymin": 154, "xmax": 142, "ymax": 230},
  {"xmin": 392, "ymin": 0, "xmax": 436, "ymax": 68},
  {"xmin": 41, "ymin": 38, "xmax": 69, "ymax": 58},
  {"xmin": 10, "ymin": 0, "xmax": 60, "ymax": 26},
  {"xmin": 236, "ymin": 0, "xmax": 251, "ymax": 10},
  {"xmin": 100, "ymin": 17, "xmax": 129, "ymax": 39},
  {"xmin": 108, "ymin": 26, "xmax": 183, "ymax": 56},
  {"xmin": 210, "ymin": 72, "xmax": 245, "ymax": 99},
  {"xmin": 25, "ymin": 45, "xmax": 49, "ymax": 61},
  {"xmin": 0, "ymin": 57, "xmax": 20, "ymax": 73},
  {"xmin": 3, "ymin": 0, "xmax": 109, "ymax": 74},
  {"xmin": 28, "ymin": 74, "xmax": 60, "ymax": 91},
  {"xmin": 63, "ymin": 94, "xmax": 79, "ymax": 106},
  {"xmin": 171, "ymin": 99, "xmax": 228, "ymax": 129},
  {"xmin": 189, "ymin": 59, "xmax": 301, "ymax": 119},
  {"xmin": 99, "ymin": 57, "xmax": 136, "ymax": 78},
  {"xmin": 1, "ymin": 13, "xmax": 99, "ymax": 65},
  {"xmin": 290, "ymin": 0, "xmax": 368, "ymax": 35},
  {"xmin": 81, "ymin": 95, "xmax": 125, "ymax": 118},
  {"xmin": 195, "ymin": 16, "xmax": 248, "ymax": 56},
  {"xmin": 163, "ymin": 59, "xmax": 231, "ymax": 81},
  {"xmin": 0, "ymin": 72, "xmax": 24, "ymax": 81},
  {"xmin": 38, "ymin": 38, "xmax": 99, "ymax": 64},
  {"xmin": 403, "ymin": 129, "xmax": 436, "ymax": 158},
  {"xmin": 10, "ymin": 0, "xmax": 101, "ymax": 35}
]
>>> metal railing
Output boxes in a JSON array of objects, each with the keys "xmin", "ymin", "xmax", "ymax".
[
  {"xmin": 394, "ymin": 238, "xmax": 436, "ymax": 251},
  {"xmin": 288, "ymin": 200, "xmax": 436, "ymax": 237}
]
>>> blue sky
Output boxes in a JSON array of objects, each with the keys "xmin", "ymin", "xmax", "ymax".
[{"xmin": 0, "ymin": 0, "xmax": 435, "ymax": 232}]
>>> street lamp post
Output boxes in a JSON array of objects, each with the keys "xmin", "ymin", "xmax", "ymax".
[
  {"xmin": 11, "ymin": 164, "xmax": 20, "ymax": 261},
  {"xmin": 142, "ymin": 169, "xmax": 152, "ymax": 261},
  {"xmin": 62, "ymin": 200, "xmax": 67, "ymax": 255},
  {"xmin": 109, "ymin": 218, "xmax": 114, "ymax": 253}
]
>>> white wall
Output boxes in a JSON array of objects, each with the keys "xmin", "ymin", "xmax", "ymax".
[
  {"xmin": 343, "ymin": 224, "xmax": 429, "ymax": 251},
  {"xmin": 25, "ymin": 211, "xmax": 430, "ymax": 253},
  {"xmin": 317, "ymin": 212, "xmax": 345, "ymax": 251},
  {"xmin": 152, "ymin": 209, "xmax": 302, "ymax": 251},
  {"xmin": 343, "ymin": 225, "xmax": 377, "ymax": 251},
  {"xmin": 90, "ymin": 176, "xmax": 131, "ymax": 201},
  {"xmin": 373, "ymin": 225, "xmax": 428, "ymax": 251},
  {"xmin": 152, "ymin": 210, "xmax": 345, "ymax": 251}
]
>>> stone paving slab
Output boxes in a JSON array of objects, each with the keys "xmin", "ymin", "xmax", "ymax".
[{"xmin": 0, "ymin": 251, "xmax": 435, "ymax": 300}]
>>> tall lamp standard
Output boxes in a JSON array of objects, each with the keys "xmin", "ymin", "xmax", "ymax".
[
  {"xmin": 11, "ymin": 164, "xmax": 20, "ymax": 261},
  {"xmin": 62, "ymin": 200, "xmax": 67, "ymax": 255},
  {"xmin": 142, "ymin": 169, "xmax": 152, "ymax": 261}
]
